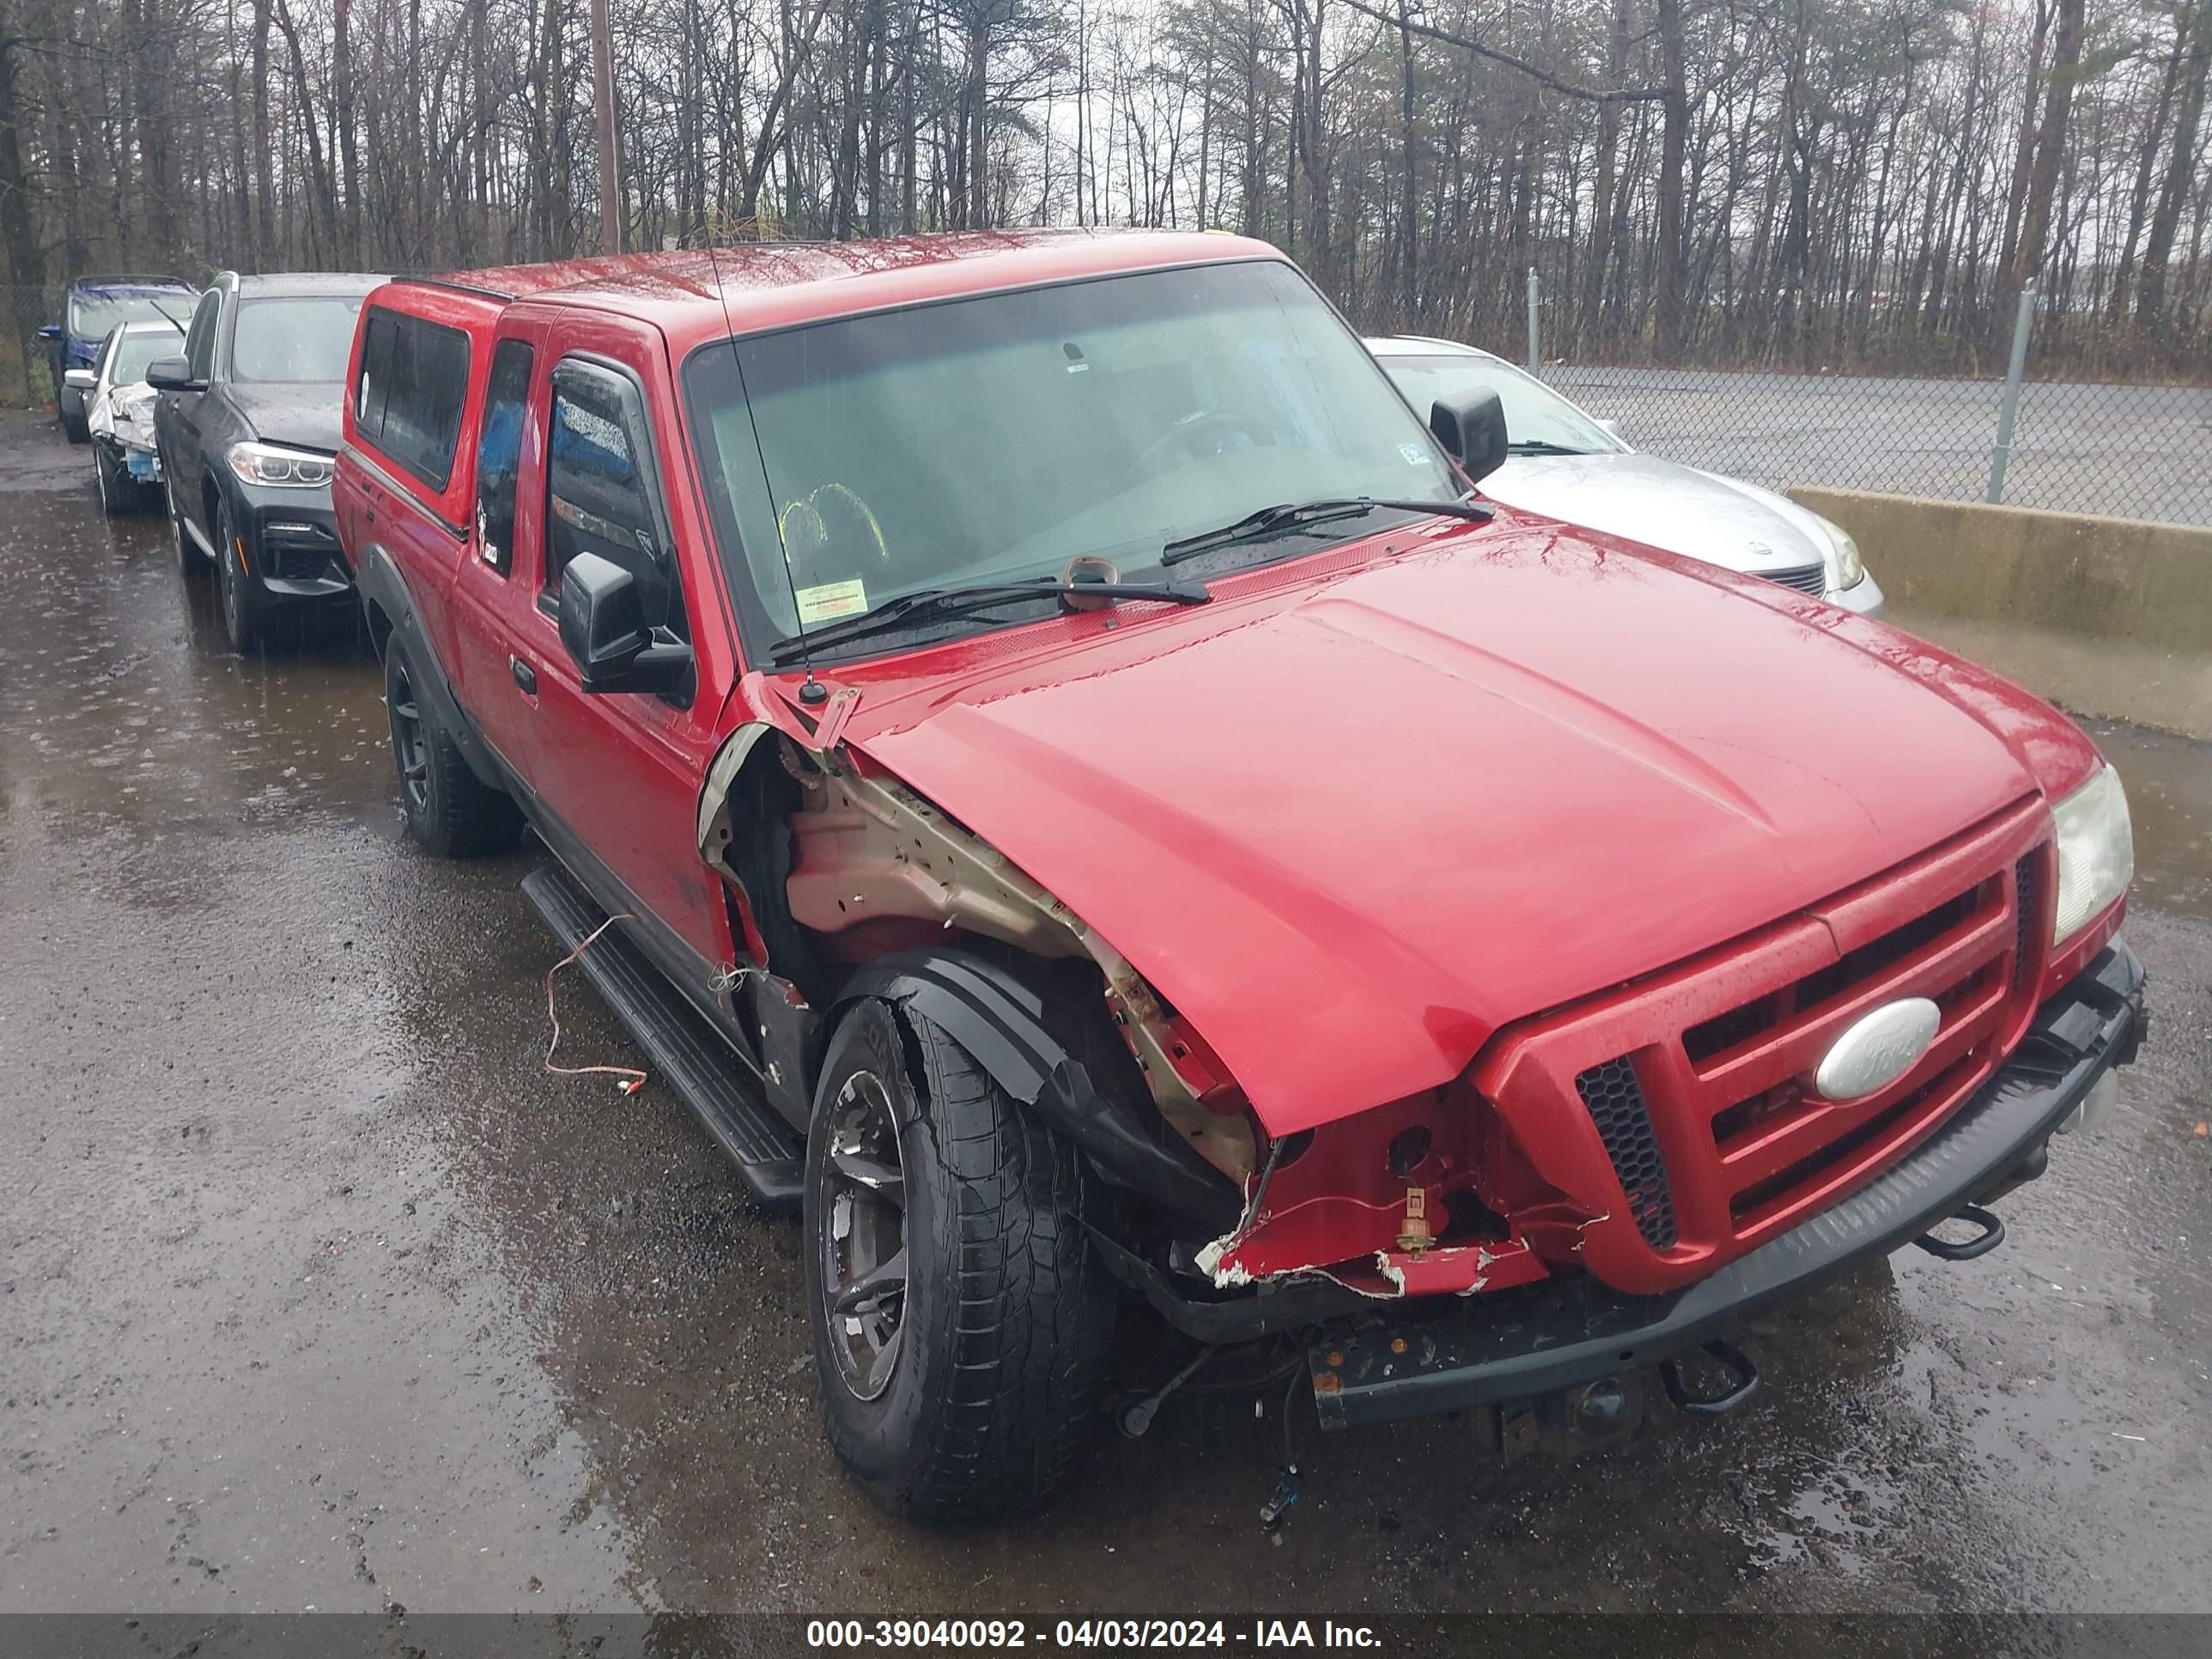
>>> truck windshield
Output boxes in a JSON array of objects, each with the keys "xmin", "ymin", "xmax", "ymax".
[{"xmin": 684, "ymin": 259, "xmax": 1463, "ymax": 659}]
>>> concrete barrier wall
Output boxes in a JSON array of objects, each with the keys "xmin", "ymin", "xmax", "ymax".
[{"xmin": 1789, "ymin": 486, "xmax": 2212, "ymax": 739}]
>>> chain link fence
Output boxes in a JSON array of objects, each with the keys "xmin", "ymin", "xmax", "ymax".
[
  {"xmin": 1522, "ymin": 278, "xmax": 2212, "ymax": 529},
  {"xmin": 5, "ymin": 284, "xmax": 60, "ymax": 412},
  {"xmin": 12, "ymin": 275, "xmax": 2210, "ymax": 525}
]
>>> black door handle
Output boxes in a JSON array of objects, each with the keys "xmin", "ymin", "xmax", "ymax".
[{"xmin": 510, "ymin": 655, "xmax": 538, "ymax": 695}]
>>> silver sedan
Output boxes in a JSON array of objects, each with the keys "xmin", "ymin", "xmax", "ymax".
[{"xmin": 1367, "ymin": 335, "xmax": 1885, "ymax": 617}]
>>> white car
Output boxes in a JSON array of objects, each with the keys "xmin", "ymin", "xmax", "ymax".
[
  {"xmin": 1366, "ymin": 335, "xmax": 1884, "ymax": 616},
  {"xmin": 68, "ymin": 319, "xmax": 185, "ymax": 517}
]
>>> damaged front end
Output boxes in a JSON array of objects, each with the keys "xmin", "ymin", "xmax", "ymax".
[
  {"xmin": 693, "ymin": 709, "xmax": 1253, "ymax": 1232},
  {"xmin": 690, "ymin": 702, "xmax": 1594, "ymax": 1334}
]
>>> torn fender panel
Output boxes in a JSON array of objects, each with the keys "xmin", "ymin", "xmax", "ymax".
[
  {"xmin": 1196, "ymin": 1234, "xmax": 1546, "ymax": 1301},
  {"xmin": 695, "ymin": 717, "xmax": 1257, "ymax": 1188}
]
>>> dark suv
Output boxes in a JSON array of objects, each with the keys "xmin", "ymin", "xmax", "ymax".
[
  {"xmin": 150, "ymin": 271, "xmax": 381, "ymax": 650},
  {"xmin": 40, "ymin": 275, "xmax": 197, "ymax": 443}
]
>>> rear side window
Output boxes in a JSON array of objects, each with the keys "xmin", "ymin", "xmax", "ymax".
[
  {"xmin": 473, "ymin": 340, "xmax": 533, "ymax": 574},
  {"xmin": 544, "ymin": 358, "xmax": 681, "ymax": 636},
  {"xmin": 353, "ymin": 307, "xmax": 471, "ymax": 490}
]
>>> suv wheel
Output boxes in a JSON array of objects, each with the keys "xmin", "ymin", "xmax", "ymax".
[
  {"xmin": 59, "ymin": 391, "xmax": 90, "ymax": 446},
  {"xmin": 384, "ymin": 638, "xmax": 524, "ymax": 856},
  {"xmin": 215, "ymin": 501, "xmax": 259, "ymax": 653},
  {"xmin": 167, "ymin": 479, "xmax": 202, "ymax": 572},
  {"xmin": 805, "ymin": 999, "xmax": 1116, "ymax": 1521}
]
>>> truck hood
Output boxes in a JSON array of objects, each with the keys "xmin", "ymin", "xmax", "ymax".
[
  {"xmin": 228, "ymin": 383, "xmax": 346, "ymax": 454},
  {"xmin": 843, "ymin": 524, "xmax": 2044, "ymax": 1135}
]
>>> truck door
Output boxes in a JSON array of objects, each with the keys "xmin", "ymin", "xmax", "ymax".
[
  {"xmin": 505, "ymin": 320, "xmax": 734, "ymax": 985},
  {"xmin": 446, "ymin": 323, "xmax": 551, "ymax": 782}
]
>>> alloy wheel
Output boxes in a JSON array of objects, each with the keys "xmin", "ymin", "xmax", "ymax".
[
  {"xmin": 386, "ymin": 658, "xmax": 431, "ymax": 815},
  {"xmin": 814, "ymin": 1071, "xmax": 909, "ymax": 1402}
]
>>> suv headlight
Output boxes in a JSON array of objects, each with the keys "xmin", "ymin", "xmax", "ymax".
[
  {"xmin": 1813, "ymin": 512, "xmax": 1867, "ymax": 590},
  {"xmin": 228, "ymin": 441, "xmax": 334, "ymax": 489},
  {"xmin": 2051, "ymin": 763, "xmax": 2133, "ymax": 944}
]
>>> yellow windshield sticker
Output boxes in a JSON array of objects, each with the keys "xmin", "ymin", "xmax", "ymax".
[{"xmin": 795, "ymin": 578, "xmax": 869, "ymax": 625}]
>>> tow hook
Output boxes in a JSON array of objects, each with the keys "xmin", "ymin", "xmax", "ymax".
[
  {"xmin": 1912, "ymin": 1203, "xmax": 2006, "ymax": 1261},
  {"xmin": 1660, "ymin": 1338, "xmax": 1761, "ymax": 1416}
]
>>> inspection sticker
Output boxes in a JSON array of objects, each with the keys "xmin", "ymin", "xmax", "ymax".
[{"xmin": 794, "ymin": 578, "xmax": 869, "ymax": 625}]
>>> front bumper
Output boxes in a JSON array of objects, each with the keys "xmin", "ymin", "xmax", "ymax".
[
  {"xmin": 1830, "ymin": 570, "xmax": 1887, "ymax": 619},
  {"xmin": 98, "ymin": 428, "xmax": 163, "ymax": 481},
  {"xmin": 237, "ymin": 488, "xmax": 351, "ymax": 602},
  {"xmin": 1308, "ymin": 939, "xmax": 2145, "ymax": 1430}
]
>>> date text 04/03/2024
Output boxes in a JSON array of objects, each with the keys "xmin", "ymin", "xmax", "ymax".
[{"xmin": 804, "ymin": 1619, "xmax": 1383, "ymax": 1649}]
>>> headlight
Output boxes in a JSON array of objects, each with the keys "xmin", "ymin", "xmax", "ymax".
[
  {"xmin": 228, "ymin": 441, "xmax": 334, "ymax": 489},
  {"xmin": 1813, "ymin": 513, "xmax": 1867, "ymax": 590},
  {"xmin": 2051, "ymin": 763, "xmax": 2133, "ymax": 944}
]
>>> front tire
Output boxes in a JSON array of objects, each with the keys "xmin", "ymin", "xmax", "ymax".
[
  {"xmin": 166, "ymin": 478, "xmax": 201, "ymax": 572},
  {"xmin": 384, "ymin": 637, "xmax": 523, "ymax": 857},
  {"xmin": 215, "ymin": 500, "xmax": 259, "ymax": 653},
  {"xmin": 59, "ymin": 390, "xmax": 90, "ymax": 445},
  {"xmin": 805, "ymin": 1000, "xmax": 1117, "ymax": 1522}
]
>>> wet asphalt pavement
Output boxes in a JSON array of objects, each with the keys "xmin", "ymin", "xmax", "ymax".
[{"xmin": 3, "ymin": 409, "xmax": 2209, "ymax": 1624}]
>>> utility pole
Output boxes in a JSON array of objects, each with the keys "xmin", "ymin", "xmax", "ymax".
[{"xmin": 591, "ymin": 0, "xmax": 621, "ymax": 254}]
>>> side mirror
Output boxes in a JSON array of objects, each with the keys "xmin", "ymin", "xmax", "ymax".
[
  {"xmin": 557, "ymin": 550, "xmax": 694, "ymax": 698},
  {"xmin": 1595, "ymin": 416, "xmax": 1625, "ymax": 443},
  {"xmin": 1430, "ymin": 388, "xmax": 1508, "ymax": 486},
  {"xmin": 38, "ymin": 324, "xmax": 60, "ymax": 341},
  {"xmin": 64, "ymin": 368, "xmax": 97, "ymax": 392},
  {"xmin": 145, "ymin": 356, "xmax": 203, "ymax": 392}
]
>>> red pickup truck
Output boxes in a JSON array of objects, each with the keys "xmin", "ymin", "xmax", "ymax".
[{"xmin": 335, "ymin": 231, "xmax": 2144, "ymax": 1523}]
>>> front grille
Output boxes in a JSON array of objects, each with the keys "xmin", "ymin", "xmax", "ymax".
[
  {"xmin": 2013, "ymin": 854, "xmax": 2040, "ymax": 993},
  {"xmin": 260, "ymin": 521, "xmax": 341, "ymax": 584},
  {"xmin": 1761, "ymin": 562, "xmax": 1828, "ymax": 596},
  {"xmin": 1574, "ymin": 1058, "xmax": 1678, "ymax": 1249},
  {"xmin": 1474, "ymin": 799, "xmax": 2051, "ymax": 1293}
]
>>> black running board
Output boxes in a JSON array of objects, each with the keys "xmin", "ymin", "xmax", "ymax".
[{"xmin": 521, "ymin": 863, "xmax": 805, "ymax": 1208}]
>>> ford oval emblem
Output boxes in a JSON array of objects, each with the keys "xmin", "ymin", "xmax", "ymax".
[{"xmin": 1812, "ymin": 998, "xmax": 1941, "ymax": 1101}]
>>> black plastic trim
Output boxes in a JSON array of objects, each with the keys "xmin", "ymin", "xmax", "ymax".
[
  {"xmin": 353, "ymin": 544, "xmax": 505, "ymax": 790},
  {"xmin": 1085, "ymin": 1224, "xmax": 1371, "ymax": 1342},
  {"xmin": 1309, "ymin": 939, "xmax": 2146, "ymax": 1430},
  {"xmin": 832, "ymin": 950, "xmax": 1243, "ymax": 1234}
]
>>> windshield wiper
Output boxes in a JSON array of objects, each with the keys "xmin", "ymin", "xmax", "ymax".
[
  {"xmin": 1507, "ymin": 440, "xmax": 1585, "ymax": 456},
  {"xmin": 767, "ymin": 577, "xmax": 1210, "ymax": 664},
  {"xmin": 1160, "ymin": 495, "xmax": 1491, "ymax": 564}
]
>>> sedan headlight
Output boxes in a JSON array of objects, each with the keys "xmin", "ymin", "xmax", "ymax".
[
  {"xmin": 1813, "ymin": 512, "xmax": 1867, "ymax": 590},
  {"xmin": 2051, "ymin": 763, "xmax": 2133, "ymax": 944},
  {"xmin": 228, "ymin": 441, "xmax": 334, "ymax": 489}
]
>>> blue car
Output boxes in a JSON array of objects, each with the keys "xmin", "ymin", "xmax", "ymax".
[{"xmin": 40, "ymin": 274, "xmax": 198, "ymax": 443}]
